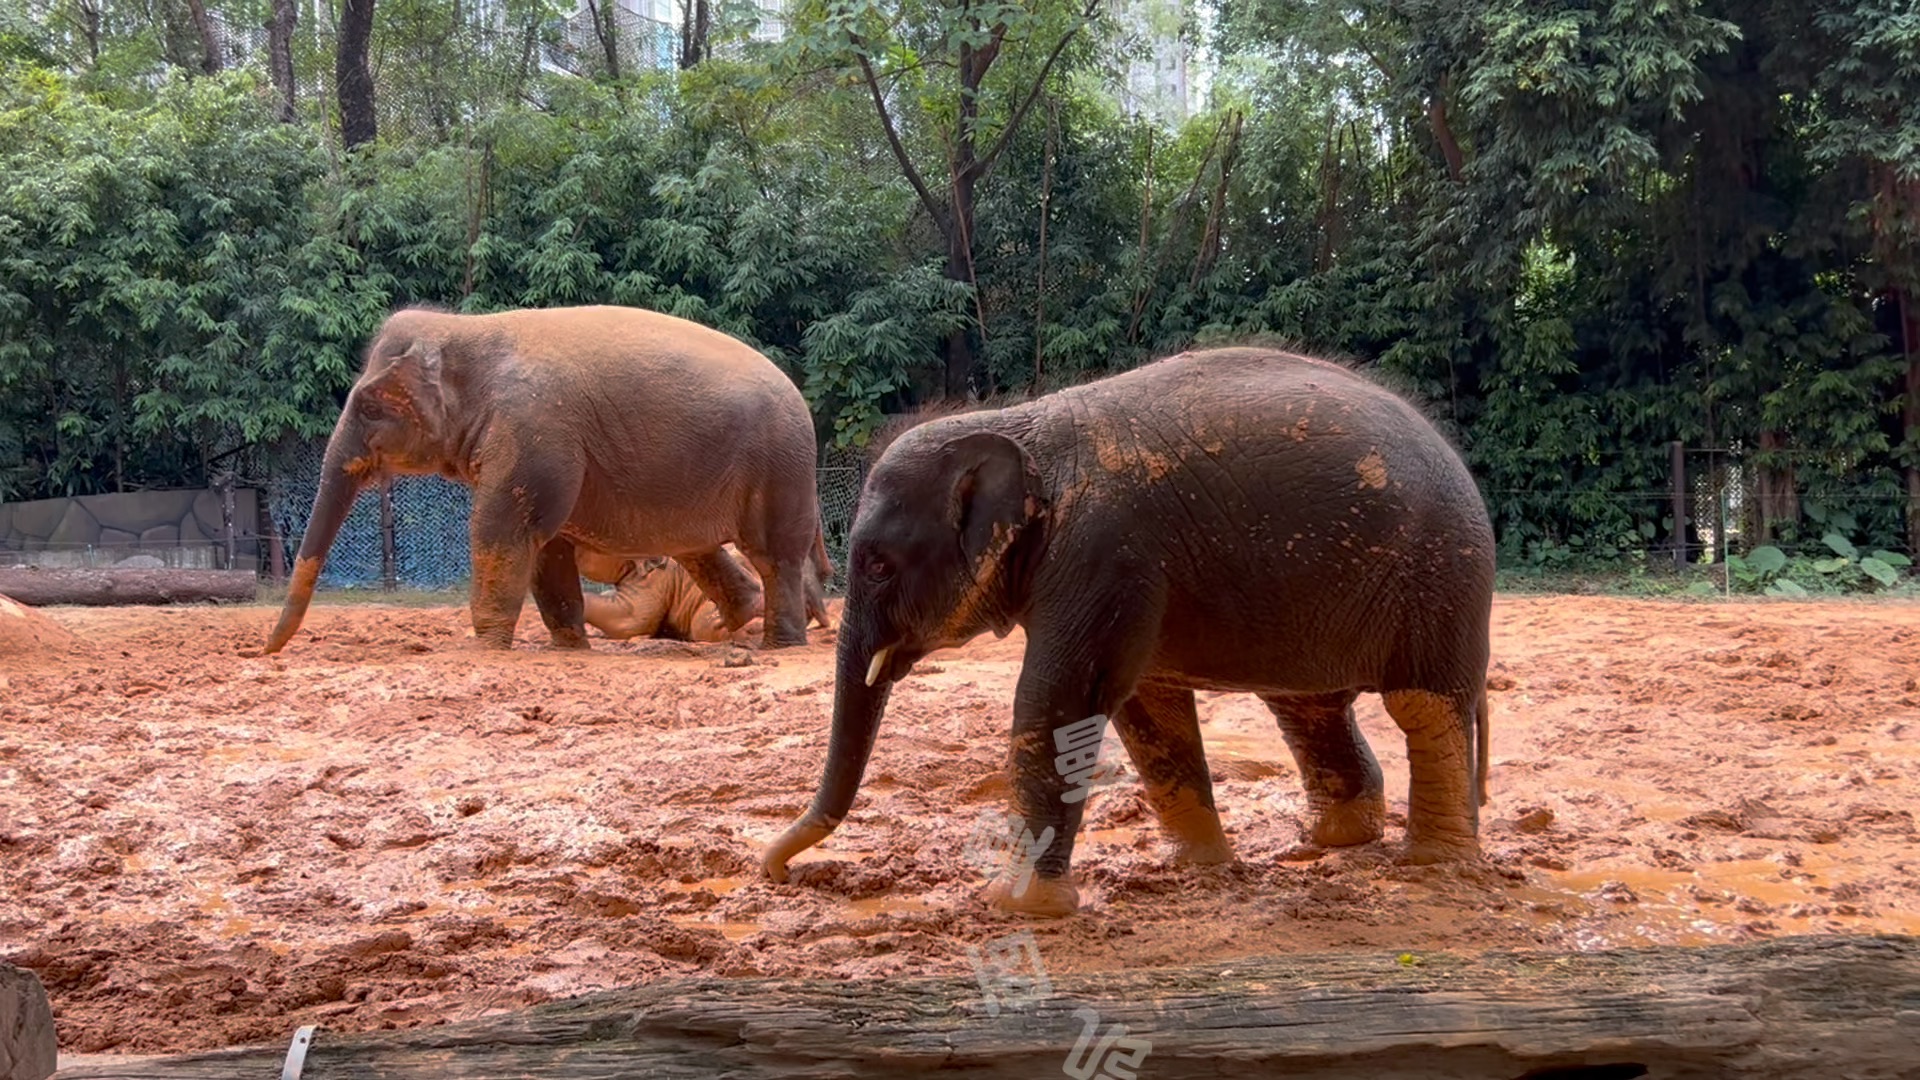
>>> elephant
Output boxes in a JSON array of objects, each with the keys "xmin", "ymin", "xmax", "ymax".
[
  {"xmin": 575, "ymin": 544, "xmax": 833, "ymax": 644},
  {"xmin": 761, "ymin": 346, "xmax": 1495, "ymax": 917},
  {"xmin": 265, "ymin": 304, "xmax": 827, "ymax": 653}
]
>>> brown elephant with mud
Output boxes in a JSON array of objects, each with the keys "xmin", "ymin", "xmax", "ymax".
[
  {"xmin": 763, "ymin": 346, "xmax": 1495, "ymax": 917},
  {"xmin": 265, "ymin": 305, "xmax": 828, "ymax": 653},
  {"xmin": 575, "ymin": 543, "xmax": 833, "ymax": 644}
]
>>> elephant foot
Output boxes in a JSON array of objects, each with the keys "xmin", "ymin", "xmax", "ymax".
[
  {"xmin": 1158, "ymin": 806, "xmax": 1233, "ymax": 866},
  {"xmin": 1398, "ymin": 834, "xmax": 1481, "ymax": 866},
  {"xmin": 547, "ymin": 629, "xmax": 590, "ymax": 650},
  {"xmin": 1170, "ymin": 835, "xmax": 1234, "ymax": 866},
  {"xmin": 467, "ymin": 616, "xmax": 518, "ymax": 649},
  {"xmin": 981, "ymin": 875, "xmax": 1080, "ymax": 918},
  {"xmin": 1307, "ymin": 794, "xmax": 1387, "ymax": 848}
]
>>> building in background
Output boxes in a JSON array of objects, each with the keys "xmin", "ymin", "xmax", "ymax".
[
  {"xmin": 1112, "ymin": 0, "xmax": 1197, "ymax": 126},
  {"xmin": 536, "ymin": 0, "xmax": 1202, "ymax": 124}
]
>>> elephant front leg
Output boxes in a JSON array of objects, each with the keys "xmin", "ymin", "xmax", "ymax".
[
  {"xmin": 1261, "ymin": 690, "xmax": 1386, "ymax": 849},
  {"xmin": 467, "ymin": 461, "xmax": 582, "ymax": 649},
  {"xmin": 467, "ymin": 540, "xmax": 537, "ymax": 649},
  {"xmin": 980, "ymin": 631, "xmax": 1152, "ymax": 918},
  {"xmin": 1382, "ymin": 688, "xmax": 1480, "ymax": 863},
  {"xmin": 1113, "ymin": 683, "xmax": 1232, "ymax": 865},
  {"xmin": 530, "ymin": 536, "xmax": 588, "ymax": 649}
]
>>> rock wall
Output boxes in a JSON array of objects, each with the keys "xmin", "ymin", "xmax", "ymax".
[{"xmin": 0, "ymin": 489, "xmax": 259, "ymax": 570}]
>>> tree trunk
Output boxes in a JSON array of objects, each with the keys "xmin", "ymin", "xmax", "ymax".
[
  {"xmin": 1753, "ymin": 429, "xmax": 1799, "ymax": 542},
  {"xmin": 942, "ymin": 223, "xmax": 977, "ymax": 399},
  {"xmin": 0, "ymin": 568, "xmax": 258, "ymax": 607},
  {"xmin": 1427, "ymin": 74, "xmax": 1465, "ymax": 182},
  {"xmin": 267, "ymin": 0, "xmax": 298, "ymax": 121},
  {"xmin": 1192, "ymin": 109, "xmax": 1243, "ymax": 288},
  {"xmin": 45, "ymin": 936, "xmax": 1920, "ymax": 1079},
  {"xmin": 1900, "ymin": 287, "xmax": 1920, "ymax": 556},
  {"xmin": 679, "ymin": 0, "xmax": 708, "ymax": 69},
  {"xmin": 76, "ymin": 0, "xmax": 102, "ymax": 65},
  {"xmin": 336, "ymin": 0, "xmax": 378, "ymax": 149},
  {"xmin": 585, "ymin": 0, "xmax": 621, "ymax": 80},
  {"xmin": 183, "ymin": 0, "xmax": 222, "ymax": 73},
  {"xmin": 1032, "ymin": 98, "xmax": 1057, "ymax": 387},
  {"xmin": 941, "ymin": 32, "xmax": 987, "ymax": 401}
]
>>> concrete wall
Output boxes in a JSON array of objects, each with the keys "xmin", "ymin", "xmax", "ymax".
[{"xmin": 0, "ymin": 489, "xmax": 260, "ymax": 570}]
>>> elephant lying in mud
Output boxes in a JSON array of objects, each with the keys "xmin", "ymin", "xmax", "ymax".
[
  {"xmin": 763, "ymin": 346, "xmax": 1495, "ymax": 917},
  {"xmin": 575, "ymin": 545, "xmax": 832, "ymax": 643},
  {"xmin": 265, "ymin": 305, "xmax": 828, "ymax": 653}
]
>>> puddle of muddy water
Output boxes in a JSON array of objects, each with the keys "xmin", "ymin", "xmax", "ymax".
[
  {"xmin": 1518, "ymin": 856, "xmax": 1920, "ymax": 948},
  {"xmin": 662, "ymin": 877, "xmax": 939, "ymax": 940}
]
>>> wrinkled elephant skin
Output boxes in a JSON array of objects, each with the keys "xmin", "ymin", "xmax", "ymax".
[
  {"xmin": 764, "ymin": 347, "xmax": 1495, "ymax": 916},
  {"xmin": 265, "ymin": 305, "xmax": 827, "ymax": 654}
]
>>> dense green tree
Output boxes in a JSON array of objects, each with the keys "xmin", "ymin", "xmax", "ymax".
[{"xmin": 0, "ymin": 0, "xmax": 1913, "ymax": 568}]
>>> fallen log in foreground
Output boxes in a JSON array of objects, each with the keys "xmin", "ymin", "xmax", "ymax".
[
  {"xmin": 51, "ymin": 935, "xmax": 1920, "ymax": 1079},
  {"xmin": 2, "ymin": 963, "xmax": 56, "ymax": 1080},
  {"xmin": 0, "ymin": 568, "xmax": 256, "ymax": 606}
]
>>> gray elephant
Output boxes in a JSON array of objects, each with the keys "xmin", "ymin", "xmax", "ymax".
[
  {"xmin": 266, "ymin": 304, "xmax": 826, "ymax": 653},
  {"xmin": 762, "ymin": 346, "xmax": 1494, "ymax": 916}
]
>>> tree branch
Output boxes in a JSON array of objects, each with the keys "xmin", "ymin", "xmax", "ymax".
[
  {"xmin": 970, "ymin": 0, "xmax": 1100, "ymax": 183},
  {"xmin": 855, "ymin": 47, "xmax": 949, "ymax": 234},
  {"xmin": 1427, "ymin": 73, "xmax": 1465, "ymax": 183}
]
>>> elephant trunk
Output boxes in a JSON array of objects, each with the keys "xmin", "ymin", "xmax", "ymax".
[
  {"xmin": 762, "ymin": 623, "xmax": 893, "ymax": 881},
  {"xmin": 264, "ymin": 430, "xmax": 370, "ymax": 654}
]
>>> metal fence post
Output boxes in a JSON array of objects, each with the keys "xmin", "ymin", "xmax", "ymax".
[
  {"xmin": 1670, "ymin": 440, "xmax": 1687, "ymax": 570},
  {"xmin": 380, "ymin": 480, "xmax": 398, "ymax": 592}
]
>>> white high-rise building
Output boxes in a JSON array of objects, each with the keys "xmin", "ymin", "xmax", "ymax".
[{"xmin": 1113, "ymin": 0, "xmax": 1193, "ymax": 126}]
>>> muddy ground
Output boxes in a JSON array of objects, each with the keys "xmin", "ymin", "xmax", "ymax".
[{"xmin": 2, "ymin": 595, "xmax": 1918, "ymax": 1055}]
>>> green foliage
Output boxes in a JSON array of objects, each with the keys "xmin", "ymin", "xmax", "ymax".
[
  {"xmin": 1725, "ymin": 534, "xmax": 1911, "ymax": 595},
  {"xmin": 0, "ymin": 0, "xmax": 1913, "ymax": 575}
]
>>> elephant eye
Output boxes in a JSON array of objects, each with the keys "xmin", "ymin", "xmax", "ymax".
[{"xmin": 865, "ymin": 555, "xmax": 894, "ymax": 583}]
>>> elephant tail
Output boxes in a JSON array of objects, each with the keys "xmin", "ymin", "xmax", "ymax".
[
  {"xmin": 1474, "ymin": 683, "xmax": 1491, "ymax": 808},
  {"xmin": 804, "ymin": 526, "xmax": 835, "ymax": 630},
  {"xmin": 811, "ymin": 525, "xmax": 833, "ymax": 582}
]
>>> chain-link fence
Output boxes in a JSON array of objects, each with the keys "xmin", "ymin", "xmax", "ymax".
[
  {"xmin": 265, "ymin": 439, "xmax": 870, "ymax": 594},
  {"xmin": 257, "ymin": 438, "xmax": 1912, "ymax": 593}
]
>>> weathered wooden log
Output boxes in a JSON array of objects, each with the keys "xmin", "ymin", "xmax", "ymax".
[
  {"xmin": 0, "ymin": 568, "xmax": 256, "ymax": 607},
  {"xmin": 49, "ymin": 935, "xmax": 1920, "ymax": 1079},
  {"xmin": 2, "ymin": 963, "xmax": 56, "ymax": 1080}
]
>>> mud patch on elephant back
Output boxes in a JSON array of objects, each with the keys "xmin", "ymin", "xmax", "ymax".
[
  {"xmin": 1355, "ymin": 449, "xmax": 1389, "ymax": 490},
  {"xmin": 1088, "ymin": 419, "xmax": 1179, "ymax": 482}
]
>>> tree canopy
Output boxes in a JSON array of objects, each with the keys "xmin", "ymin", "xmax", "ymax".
[{"xmin": 0, "ymin": 0, "xmax": 1914, "ymax": 565}]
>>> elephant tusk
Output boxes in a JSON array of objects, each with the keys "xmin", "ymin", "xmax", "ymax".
[{"xmin": 865, "ymin": 644, "xmax": 897, "ymax": 687}]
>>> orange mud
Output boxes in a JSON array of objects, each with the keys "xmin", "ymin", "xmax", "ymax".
[{"xmin": 3, "ymin": 596, "xmax": 1918, "ymax": 1053}]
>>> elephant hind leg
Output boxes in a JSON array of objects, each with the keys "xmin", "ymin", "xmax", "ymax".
[
  {"xmin": 1260, "ymin": 690, "xmax": 1386, "ymax": 849},
  {"xmin": 1113, "ymin": 683, "xmax": 1232, "ymax": 865},
  {"xmin": 746, "ymin": 550, "xmax": 810, "ymax": 649},
  {"xmin": 1382, "ymin": 688, "xmax": 1481, "ymax": 864},
  {"xmin": 531, "ymin": 537, "xmax": 589, "ymax": 649}
]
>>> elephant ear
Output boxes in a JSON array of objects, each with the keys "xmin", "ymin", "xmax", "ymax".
[
  {"xmin": 354, "ymin": 341, "xmax": 447, "ymax": 434},
  {"xmin": 940, "ymin": 431, "xmax": 1046, "ymax": 568}
]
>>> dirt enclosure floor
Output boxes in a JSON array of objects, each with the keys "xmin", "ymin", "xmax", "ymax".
[{"xmin": 3, "ymin": 595, "xmax": 1919, "ymax": 1055}]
